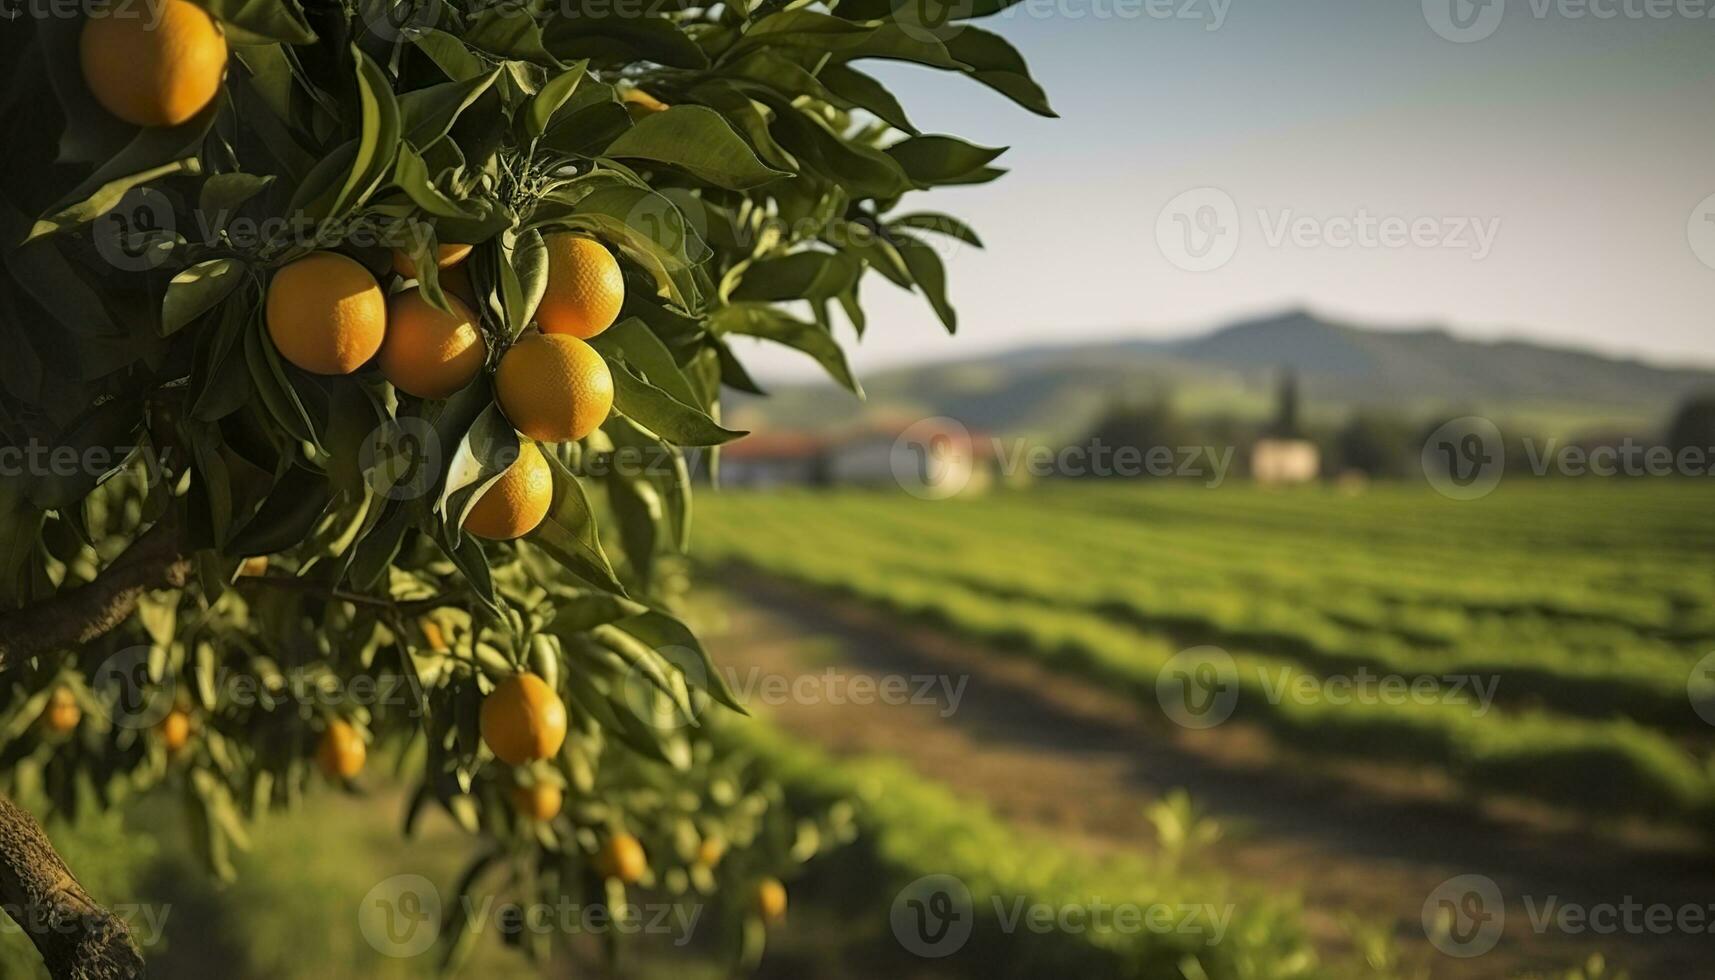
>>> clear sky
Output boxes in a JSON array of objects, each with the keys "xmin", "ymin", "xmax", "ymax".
[{"xmin": 735, "ymin": 0, "xmax": 1715, "ymax": 380}]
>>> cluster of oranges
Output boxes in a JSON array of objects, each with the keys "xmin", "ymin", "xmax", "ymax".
[
  {"xmin": 265, "ymin": 234, "xmax": 622, "ymax": 542},
  {"xmin": 80, "ymin": 2, "xmax": 623, "ymax": 546}
]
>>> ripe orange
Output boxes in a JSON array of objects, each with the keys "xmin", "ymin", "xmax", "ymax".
[
  {"xmin": 756, "ymin": 878, "xmax": 788, "ymax": 924},
  {"xmin": 265, "ymin": 252, "xmax": 386, "ymax": 375},
  {"xmin": 538, "ymin": 234, "xmax": 624, "ymax": 339},
  {"xmin": 479, "ymin": 673, "xmax": 567, "ymax": 765},
  {"xmin": 510, "ymin": 782, "xmax": 564, "ymax": 822},
  {"xmin": 317, "ymin": 719, "xmax": 366, "ymax": 779},
  {"xmin": 495, "ymin": 334, "xmax": 613, "ymax": 444},
  {"xmin": 43, "ymin": 688, "xmax": 81, "ymax": 734},
  {"xmin": 159, "ymin": 709, "xmax": 191, "ymax": 753},
  {"xmin": 238, "ymin": 556, "xmax": 269, "ymax": 578},
  {"xmin": 80, "ymin": 0, "xmax": 227, "ymax": 127},
  {"xmin": 391, "ymin": 243, "xmax": 474, "ymax": 280},
  {"xmin": 596, "ymin": 833, "xmax": 647, "ymax": 883},
  {"xmin": 379, "ymin": 288, "xmax": 486, "ymax": 399},
  {"xmin": 463, "ymin": 441, "xmax": 553, "ymax": 541}
]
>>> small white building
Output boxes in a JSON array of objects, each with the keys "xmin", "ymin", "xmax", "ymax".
[{"xmin": 1251, "ymin": 439, "xmax": 1320, "ymax": 485}]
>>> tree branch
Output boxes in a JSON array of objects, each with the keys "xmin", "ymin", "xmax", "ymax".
[
  {"xmin": 0, "ymin": 795, "xmax": 144, "ymax": 979},
  {"xmin": 0, "ymin": 523, "xmax": 190, "ymax": 673},
  {"xmin": 240, "ymin": 574, "xmax": 465, "ymax": 616}
]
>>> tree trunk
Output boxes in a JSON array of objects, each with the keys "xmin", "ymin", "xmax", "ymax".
[
  {"xmin": 0, "ymin": 523, "xmax": 184, "ymax": 979},
  {"xmin": 0, "ymin": 795, "xmax": 144, "ymax": 979}
]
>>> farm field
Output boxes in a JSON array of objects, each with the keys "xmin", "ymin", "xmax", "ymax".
[{"xmin": 696, "ymin": 483, "xmax": 1715, "ymax": 833}]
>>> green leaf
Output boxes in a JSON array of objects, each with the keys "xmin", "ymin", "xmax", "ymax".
[
  {"xmin": 544, "ymin": 15, "xmax": 709, "ymax": 70},
  {"xmin": 398, "ymin": 70, "xmax": 501, "ymax": 146},
  {"xmin": 392, "ymin": 143, "xmax": 480, "ymax": 220},
  {"xmin": 27, "ymin": 159, "xmax": 200, "ymax": 243},
  {"xmin": 615, "ymin": 610, "xmax": 747, "ymax": 715},
  {"xmin": 885, "ymin": 134, "xmax": 1006, "ymax": 185},
  {"xmin": 522, "ymin": 61, "xmax": 590, "ymax": 138},
  {"xmin": 200, "ymin": 0, "xmax": 318, "ymax": 45},
  {"xmin": 547, "ymin": 592, "xmax": 649, "ymax": 635},
  {"xmin": 945, "ymin": 26, "xmax": 1058, "ymax": 118},
  {"xmin": 890, "ymin": 212, "xmax": 984, "ymax": 247},
  {"xmin": 731, "ymin": 251, "xmax": 862, "ymax": 303},
  {"xmin": 411, "ymin": 30, "xmax": 493, "ymax": 83},
  {"xmin": 531, "ymin": 451, "xmax": 625, "ymax": 595},
  {"xmin": 817, "ymin": 64, "xmax": 918, "ymax": 135},
  {"xmin": 588, "ymin": 317, "xmax": 700, "ymax": 407},
  {"xmin": 894, "ymin": 234, "xmax": 957, "ymax": 332},
  {"xmin": 436, "ymin": 404, "xmax": 522, "ymax": 532},
  {"xmin": 465, "ymin": 6, "xmax": 560, "ymax": 65},
  {"xmin": 323, "ymin": 47, "xmax": 404, "ymax": 220},
  {"xmin": 602, "ymin": 106, "xmax": 788, "ymax": 191},
  {"xmin": 229, "ymin": 465, "xmax": 333, "ymax": 556},
  {"xmin": 710, "ymin": 303, "xmax": 861, "ymax": 395},
  {"xmin": 197, "ymin": 173, "xmax": 275, "ymax": 225},
  {"xmin": 609, "ymin": 361, "xmax": 747, "ymax": 447},
  {"xmin": 162, "ymin": 259, "xmax": 247, "ymax": 336}
]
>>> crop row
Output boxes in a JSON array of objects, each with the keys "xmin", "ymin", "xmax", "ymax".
[{"xmin": 697, "ymin": 489, "xmax": 1715, "ymax": 829}]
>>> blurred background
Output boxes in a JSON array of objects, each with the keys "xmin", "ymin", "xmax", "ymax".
[{"xmin": 12, "ymin": 2, "xmax": 1715, "ymax": 978}]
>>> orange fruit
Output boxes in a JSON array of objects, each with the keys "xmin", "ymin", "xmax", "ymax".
[
  {"xmin": 159, "ymin": 709, "xmax": 191, "ymax": 753},
  {"xmin": 495, "ymin": 334, "xmax": 613, "ymax": 444},
  {"xmin": 265, "ymin": 252, "xmax": 386, "ymax": 375},
  {"xmin": 316, "ymin": 719, "xmax": 366, "ymax": 779},
  {"xmin": 80, "ymin": 0, "xmax": 227, "ymax": 127},
  {"xmin": 379, "ymin": 288, "xmax": 486, "ymax": 399},
  {"xmin": 237, "ymin": 556, "xmax": 269, "ymax": 578},
  {"xmin": 479, "ymin": 673, "xmax": 567, "ymax": 765},
  {"xmin": 596, "ymin": 833, "xmax": 647, "ymax": 883},
  {"xmin": 391, "ymin": 243, "xmax": 474, "ymax": 280},
  {"xmin": 510, "ymin": 782, "xmax": 564, "ymax": 822},
  {"xmin": 756, "ymin": 878, "xmax": 787, "ymax": 924},
  {"xmin": 463, "ymin": 441, "xmax": 553, "ymax": 541},
  {"xmin": 538, "ymin": 234, "xmax": 624, "ymax": 340},
  {"xmin": 43, "ymin": 688, "xmax": 81, "ymax": 734}
]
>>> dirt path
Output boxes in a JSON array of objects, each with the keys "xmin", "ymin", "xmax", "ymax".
[{"xmin": 707, "ymin": 572, "xmax": 1713, "ymax": 980}]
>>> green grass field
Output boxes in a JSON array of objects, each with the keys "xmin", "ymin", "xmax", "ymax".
[{"xmin": 697, "ymin": 482, "xmax": 1715, "ymax": 831}]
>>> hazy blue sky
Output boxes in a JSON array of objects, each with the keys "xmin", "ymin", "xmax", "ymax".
[{"xmin": 735, "ymin": 0, "xmax": 1715, "ymax": 380}]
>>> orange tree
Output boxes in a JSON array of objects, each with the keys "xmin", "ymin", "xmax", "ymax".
[{"xmin": 0, "ymin": 0, "xmax": 1049, "ymax": 975}]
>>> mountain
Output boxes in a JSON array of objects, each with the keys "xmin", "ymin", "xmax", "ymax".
[{"xmin": 724, "ymin": 310, "xmax": 1715, "ymax": 439}]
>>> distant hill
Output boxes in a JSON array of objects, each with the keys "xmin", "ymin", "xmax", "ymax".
[{"xmin": 725, "ymin": 310, "xmax": 1715, "ymax": 439}]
